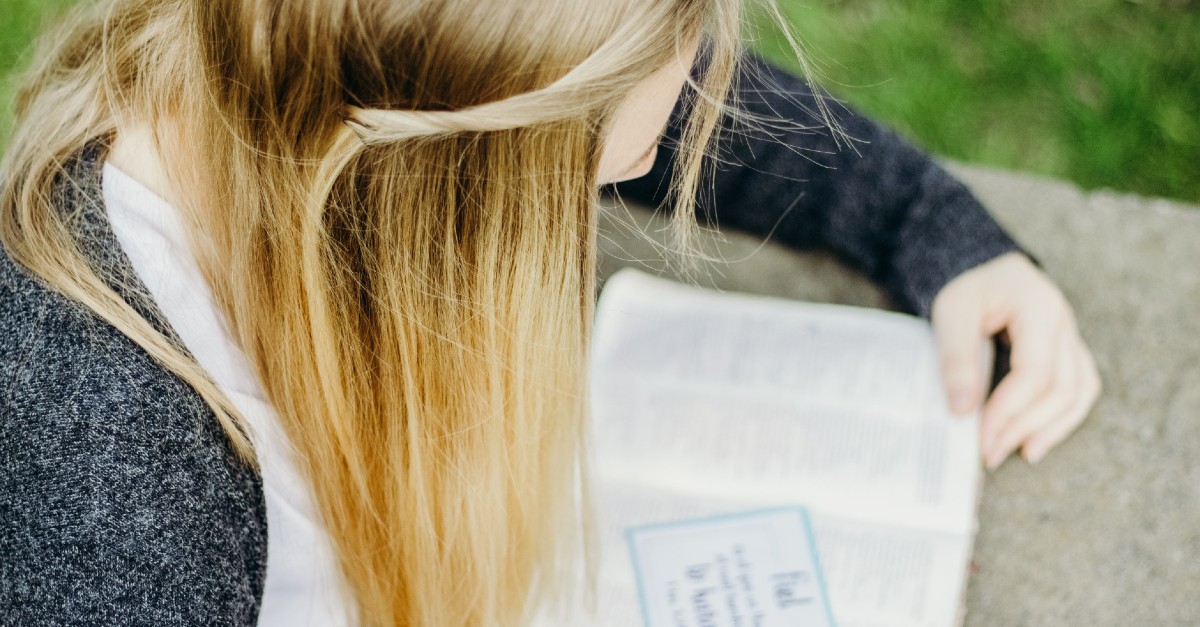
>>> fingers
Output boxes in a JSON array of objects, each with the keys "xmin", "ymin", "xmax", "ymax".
[
  {"xmin": 931, "ymin": 291, "xmax": 986, "ymax": 415},
  {"xmin": 1022, "ymin": 341, "xmax": 1102, "ymax": 463},
  {"xmin": 984, "ymin": 331, "xmax": 1079, "ymax": 468},
  {"xmin": 982, "ymin": 327, "xmax": 1101, "ymax": 469},
  {"xmin": 978, "ymin": 309, "xmax": 1060, "ymax": 451},
  {"xmin": 931, "ymin": 252, "xmax": 1101, "ymax": 470}
]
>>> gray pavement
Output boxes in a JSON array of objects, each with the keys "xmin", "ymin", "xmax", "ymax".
[{"xmin": 597, "ymin": 163, "xmax": 1200, "ymax": 626}]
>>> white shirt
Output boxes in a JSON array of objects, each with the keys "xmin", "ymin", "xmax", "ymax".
[{"xmin": 102, "ymin": 162, "xmax": 355, "ymax": 626}]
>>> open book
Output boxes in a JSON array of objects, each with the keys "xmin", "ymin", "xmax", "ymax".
[{"xmin": 573, "ymin": 269, "xmax": 984, "ymax": 627}]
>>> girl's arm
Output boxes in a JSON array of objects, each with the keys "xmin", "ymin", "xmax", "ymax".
[
  {"xmin": 612, "ymin": 54, "xmax": 1100, "ymax": 469},
  {"xmin": 613, "ymin": 53, "xmax": 1020, "ymax": 318}
]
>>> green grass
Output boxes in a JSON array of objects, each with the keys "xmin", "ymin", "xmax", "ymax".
[
  {"xmin": 0, "ymin": 0, "xmax": 75, "ymax": 144},
  {"xmin": 750, "ymin": 0, "xmax": 1200, "ymax": 204},
  {"xmin": 1, "ymin": 0, "xmax": 1197, "ymax": 203}
]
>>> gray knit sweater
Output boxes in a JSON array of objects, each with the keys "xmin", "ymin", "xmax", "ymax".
[
  {"xmin": 1, "ymin": 145, "xmax": 267, "ymax": 624},
  {"xmin": 1, "ymin": 57, "xmax": 1019, "ymax": 624}
]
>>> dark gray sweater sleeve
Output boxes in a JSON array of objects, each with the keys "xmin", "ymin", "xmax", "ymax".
[{"xmin": 613, "ymin": 54, "xmax": 1023, "ymax": 317}]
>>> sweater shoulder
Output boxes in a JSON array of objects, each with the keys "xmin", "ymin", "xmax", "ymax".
[{"xmin": 0, "ymin": 245, "xmax": 267, "ymax": 624}]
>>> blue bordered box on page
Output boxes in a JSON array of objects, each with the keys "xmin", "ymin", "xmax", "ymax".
[{"xmin": 627, "ymin": 507, "xmax": 836, "ymax": 627}]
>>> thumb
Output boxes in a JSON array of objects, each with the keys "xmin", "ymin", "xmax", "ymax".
[{"xmin": 931, "ymin": 290, "xmax": 985, "ymax": 416}]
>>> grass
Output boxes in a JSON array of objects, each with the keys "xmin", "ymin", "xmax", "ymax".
[
  {"xmin": 1, "ymin": 0, "xmax": 1197, "ymax": 203},
  {"xmin": 0, "ymin": 0, "xmax": 75, "ymax": 144},
  {"xmin": 751, "ymin": 0, "xmax": 1200, "ymax": 204}
]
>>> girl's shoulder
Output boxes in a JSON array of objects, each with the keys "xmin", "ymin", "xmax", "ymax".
[{"xmin": 0, "ymin": 164, "xmax": 268, "ymax": 624}]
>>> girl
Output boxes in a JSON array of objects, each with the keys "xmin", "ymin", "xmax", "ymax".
[{"xmin": 0, "ymin": 0, "xmax": 1098, "ymax": 624}]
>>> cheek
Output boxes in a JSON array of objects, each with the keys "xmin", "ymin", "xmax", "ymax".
[
  {"xmin": 626, "ymin": 146, "xmax": 658, "ymax": 180},
  {"xmin": 597, "ymin": 115, "xmax": 660, "ymax": 184},
  {"xmin": 597, "ymin": 46, "xmax": 695, "ymax": 184}
]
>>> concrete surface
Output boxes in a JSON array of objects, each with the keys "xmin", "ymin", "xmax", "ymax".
[{"xmin": 596, "ymin": 163, "xmax": 1200, "ymax": 626}]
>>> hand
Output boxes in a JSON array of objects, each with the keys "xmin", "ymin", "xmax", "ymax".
[{"xmin": 930, "ymin": 252, "xmax": 1101, "ymax": 469}]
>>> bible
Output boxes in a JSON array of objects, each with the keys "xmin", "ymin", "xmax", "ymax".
[{"xmin": 578, "ymin": 269, "xmax": 985, "ymax": 627}]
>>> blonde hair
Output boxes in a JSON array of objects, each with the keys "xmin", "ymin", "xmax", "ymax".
[{"xmin": 1, "ymin": 0, "xmax": 745, "ymax": 624}]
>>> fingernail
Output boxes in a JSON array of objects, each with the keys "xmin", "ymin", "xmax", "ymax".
[{"xmin": 1024, "ymin": 447, "xmax": 1044, "ymax": 465}]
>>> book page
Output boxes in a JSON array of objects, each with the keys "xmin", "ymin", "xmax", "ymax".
[
  {"xmin": 591, "ymin": 270, "xmax": 982, "ymax": 535},
  {"xmin": 628, "ymin": 507, "xmax": 834, "ymax": 627},
  {"xmin": 539, "ymin": 481, "xmax": 970, "ymax": 627}
]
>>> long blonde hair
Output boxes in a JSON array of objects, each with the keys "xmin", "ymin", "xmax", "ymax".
[{"xmin": 2, "ymin": 0, "xmax": 743, "ymax": 624}]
